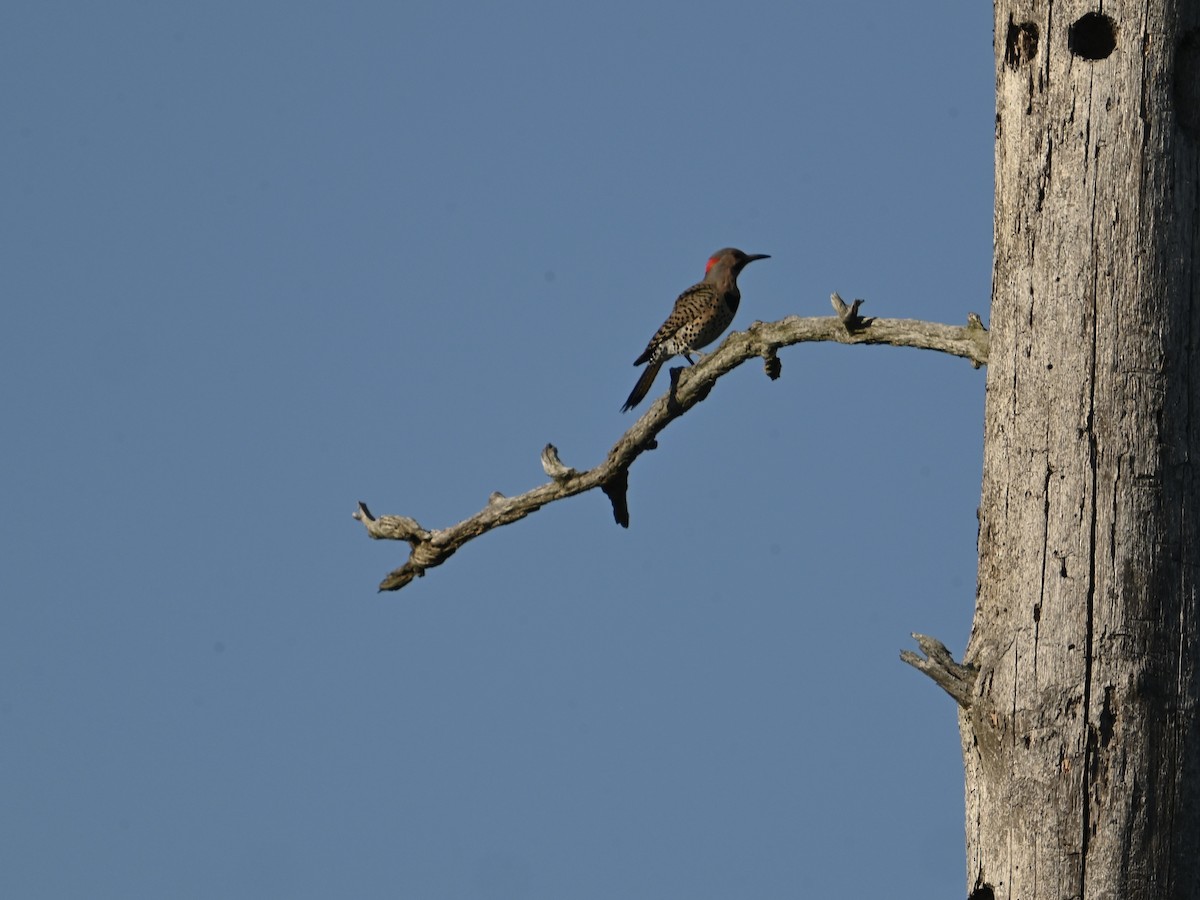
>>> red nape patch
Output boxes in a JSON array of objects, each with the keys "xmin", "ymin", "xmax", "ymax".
[{"xmin": 705, "ymin": 256, "xmax": 718, "ymax": 274}]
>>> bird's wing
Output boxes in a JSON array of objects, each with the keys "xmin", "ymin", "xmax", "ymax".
[{"xmin": 632, "ymin": 281, "xmax": 706, "ymax": 365}]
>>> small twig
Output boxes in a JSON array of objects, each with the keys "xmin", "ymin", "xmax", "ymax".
[
  {"xmin": 355, "ymin": 306, "xmax": 989, "ymax": 592},
  {"xmin": 900, "ymin": 633, "xmax": 979, "ymax": 708},
  {"xmin": 831, "ymin": 293, "xmax": 873, "ymax": 331},
  {"xmin": 353, "ymin": 502, "xmax": 430, "ymax": 544},
  {"xmin": 541, "ymin": 444, "xmax": 577, "ymax": 481}
]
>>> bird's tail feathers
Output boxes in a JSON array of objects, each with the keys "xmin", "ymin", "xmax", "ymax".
[{"xmin": 621, "ymin": 359, "xmax": 664, "ymax": 413}]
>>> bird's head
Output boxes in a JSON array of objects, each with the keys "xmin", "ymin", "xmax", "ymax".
[{"xmin": 705, "ymin": 247, "xmax": 770, "ymax": 277}]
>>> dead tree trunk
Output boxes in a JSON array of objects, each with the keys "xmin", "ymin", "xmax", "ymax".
[{"xmin": 964, "ymin": 1, "xmax": 1200, "ymax": 897}]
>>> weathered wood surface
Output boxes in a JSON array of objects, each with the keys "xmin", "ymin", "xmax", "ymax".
[{"xmin": 966, "ymin": 2, "xmax": 1200, "ymax": 897}]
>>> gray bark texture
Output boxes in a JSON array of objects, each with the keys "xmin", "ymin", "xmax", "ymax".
[{"xmin": 966, "ymin": 1, "xmax": 1200, "ymax": 898}]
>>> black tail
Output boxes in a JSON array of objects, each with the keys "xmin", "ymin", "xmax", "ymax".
[{"xmin": 621, "ymin": 359, "xmax": 664, "ymax": 412}]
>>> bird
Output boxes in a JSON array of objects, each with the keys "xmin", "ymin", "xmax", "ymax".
[{"xmin": 621, "ymin": 247, "xmax": 770, "ymax": 412}]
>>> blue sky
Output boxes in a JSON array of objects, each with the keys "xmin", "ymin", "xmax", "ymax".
[{"xmin": 3, "ymin": 2, "xmax": 992, "ymax": 897}]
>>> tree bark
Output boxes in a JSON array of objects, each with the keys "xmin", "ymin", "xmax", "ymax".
[{"xmin": 967, "ymin": 1, "xmax": 1200, "ymax": 898}]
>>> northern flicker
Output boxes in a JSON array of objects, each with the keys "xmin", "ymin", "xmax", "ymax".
[{"xmin": 621, "ymin": 247, "xmax": 770, "ymax": 412}]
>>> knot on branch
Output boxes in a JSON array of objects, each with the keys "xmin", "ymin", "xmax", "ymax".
[
  {"xmin": 762, "ymin": 346, "xmax": 782, "ymax": 380},
  {"xmin": 376, "ymin": 536, "xmax": 456, "ymax": 592},
  {"xmin": 410, "ymin": 540, "xmax": 451, "ymax": 569}
]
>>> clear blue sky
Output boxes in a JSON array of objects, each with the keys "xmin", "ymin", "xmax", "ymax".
[{"xmin": 3, "ymin": 2, "xmax": 993, "ymax": 897}]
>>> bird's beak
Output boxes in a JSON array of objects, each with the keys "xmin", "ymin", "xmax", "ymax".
[{"xmin": 746, "ymin": 254, "xmax": 770, "ymax": 263}]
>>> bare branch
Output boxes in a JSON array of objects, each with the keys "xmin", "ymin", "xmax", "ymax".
[
  {"xmin": 354, "ymin": 307, "xmax": 988, "ymax": 592},
  {"xmin": 825, "ymin": 294, "xmax": 989, "ymax": 366},
  {"xmin": 900, "ymin": 632, "xmax": 978, "ymax": 708}
]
